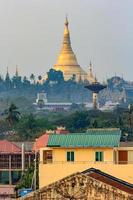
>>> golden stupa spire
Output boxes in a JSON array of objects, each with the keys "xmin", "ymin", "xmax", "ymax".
[
  {"xmin": 53, "ymin": 17, "xmax": 87, "ymax": 82},
  {"xmin": 62, "ymin": 16, "xmax": 73, "ymax": 52},
  {"xmin": 54, "ymin": 16, "xmax": 79, "ymax": 67}
]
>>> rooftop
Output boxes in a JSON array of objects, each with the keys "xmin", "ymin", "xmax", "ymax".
[
  {"xmin": 82, "ymin": 168, "xmax": 133, "ymax": 194},
  {"xmin": 32, "ymin": 133, "xmax": 49, "ymax": 152},
  {"xmin": 47, "ymin": 128, "xmax": 121, "ymax": 148},
  {"xmin": 0, "ymin": 140, "xmax": 21, "ymax": 153},
  {"xmin": 13, "ymin": 142, "xmax": 34, "ymax": 152}
]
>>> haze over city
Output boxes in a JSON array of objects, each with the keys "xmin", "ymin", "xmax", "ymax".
[{"xmin": 0, "ymin": 0, "xmax": 133, "ymax": 81}]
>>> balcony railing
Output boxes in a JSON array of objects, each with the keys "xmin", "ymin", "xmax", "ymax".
[
  {"xmin": 0, "ymin": 162, "xmax": 30, "ymax": 169},
  {"xmin": 40, "ymin": 160, "xmax": 133, "ymax": 165}
]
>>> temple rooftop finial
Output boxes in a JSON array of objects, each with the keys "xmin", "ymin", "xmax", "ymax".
[
  {"xmin": 90, "ymin": 61, "xmax": 92, "ymax": 67},
  {"xmin": 5, "ymin": 66, "xmax": 9, "ymax": 79},
  {"xmin": 6, "ymin": 66, "xmax": 9, "ymax": 75},
  {"xmin": 15, "ymin": 65, "xmax": 19, "ymax": 77},
  {"xmin": 65, "ymin": 14, "xmax": 68, "ymax": 26},
  {"xmin": 94, "ymin": 74, "xmax": 97, "ymax": 82}
]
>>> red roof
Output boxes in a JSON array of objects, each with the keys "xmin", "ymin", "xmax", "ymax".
[
  {"xmin": 32, "ymin": 134, "xmax": 49, "ymax": 152},
  {"xmin": 0, "ymin": 140, "xmax": 21, "ymax": 153}
]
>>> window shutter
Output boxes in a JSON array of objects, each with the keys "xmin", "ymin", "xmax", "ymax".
[
  {"xmin": 71, "ymin": 152, "xmax": 74, "ymax": 161},
  {"xmin": 67, "ymin": 152, "xmax": 70, "ymax": 161}
]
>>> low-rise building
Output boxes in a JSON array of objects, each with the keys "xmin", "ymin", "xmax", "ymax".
[
  {"xmin": 39, "ymin": 128, "xmax": 133, "ymax": 188},
  {"xmin": 0, "ymin": 140, "xmax": 34, "ymax": 199}
]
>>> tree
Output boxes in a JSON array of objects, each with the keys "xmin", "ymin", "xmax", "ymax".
[
  {"xmin": 15, "ymin": 163, "xmax": 39, "ymax": 190},
  {"xmin": 47, "ymin": 69, "xmax": 64, "ymax": 83},
  {"xmin": 23, "ymin": 76, "xmax": 30, "ymax": 88},
  {"xmin": 4, "ymin": 103, "xmax": 20, "ymax": 126},
  {"xmin": 30, "ymin": 74, "xmax": 35, "ymax": 84},
  {"xmin": 5, "ymin": 70, "xmax": 12, "ymax": 90},
  {"xmin": 65, "ymin": 111, "xmax": 90, "ymax": 132},
  {"xmin": 38, "ymin": 75, "xmax": 42, "ymax": 81}
]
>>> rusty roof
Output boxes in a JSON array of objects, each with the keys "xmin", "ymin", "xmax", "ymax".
[{"xmin": 82, "ymin": 168, "xmax": 133, "ymax": 194}]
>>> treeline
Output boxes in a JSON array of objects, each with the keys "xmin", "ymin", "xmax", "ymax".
[
  {"xmin": 0, "ymin": 68, "xmax": 130, "ymax": 108},
  {"xmin": 0, "ymin": 69, "xmax": 93, "ymax": 106},
  {"xmin": 1, "ymin": 103, "xmax": 133, "ymax": 141},
  {"xmin": 0, "ymin": 68, "xmax": 85, "ymax": 91}
]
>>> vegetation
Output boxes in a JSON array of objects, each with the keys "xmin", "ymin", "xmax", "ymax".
[
  {"xmin": 0, "ymin": 103, "xmax": 133, "ymax": 141},
  {"xmin": 16, "ymin": 160, "xmax": 39, "ymax": 190},
  {"xmin": 0, "ymin": 69, "xmax": 131, "ymax": 114},
  {"xmin": 0, "ymin": 70, "xmax": 133, "ymax": 141},
  {"xmin": 4, "ymin": 103, "xmax": 20, "ymax": 126}
]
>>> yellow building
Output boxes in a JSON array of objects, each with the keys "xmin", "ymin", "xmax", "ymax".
[
  {"xmin": 19, "ymin": 168, "xmax": 133, "ymax": 200},
  {"xmin": 53, "ymin": 17, "xmax": 95, "ymax": 82},
  {"xmin": 39, "ymin": 129, "xmax": 133, "ymax": 188}
]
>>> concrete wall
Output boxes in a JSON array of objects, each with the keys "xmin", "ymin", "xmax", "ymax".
[
  {"xmin": 41, "ymin": 147, "xmax": 114, "ymax": 163},
  {"xmin": 39, "ymin": 163, "xmax": 133, "ymax": 188},
  {"xmin": 39, "ymin": 147, "xmax": 133, "ymax": 188}
]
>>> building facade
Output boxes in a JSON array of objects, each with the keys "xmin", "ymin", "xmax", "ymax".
[
  {"xmin": 0, "ymin": 140, "xmax": 34, "ymax": 199},
  {"xmin": 39, "ymin": 129, "xmax": 133, "ymax": 188},
  {"xmin": 18, "ymin": 168, "xmax": 133, "ymax": 200}
]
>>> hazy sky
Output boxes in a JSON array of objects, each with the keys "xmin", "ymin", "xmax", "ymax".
[{"xmin": 0, "ymin": 0, "xmax": 133, "ymax": 81}]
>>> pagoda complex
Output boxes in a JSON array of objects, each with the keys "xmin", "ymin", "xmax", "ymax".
[{"xmin": 53, "ymin": 17, "xmax": 95, "ymax": 82}]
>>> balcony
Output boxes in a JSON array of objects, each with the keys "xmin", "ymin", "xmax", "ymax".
[{"xmin": 41, "ymin": 160, "xmax": 133, "ymax": 165}]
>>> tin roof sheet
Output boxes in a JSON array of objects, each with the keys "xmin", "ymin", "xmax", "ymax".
[
  {"xmin": 47, "ymin": 129, "xmax": 121, "ymax": 147},
  {"xmin": 0, "ymin": 140, "xmax": 21, "ymax": 153}
]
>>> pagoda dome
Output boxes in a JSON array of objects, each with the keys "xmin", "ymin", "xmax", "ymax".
[{"xmin": 53, "ymin": 17, "xmax": 87, "ymax": 82}]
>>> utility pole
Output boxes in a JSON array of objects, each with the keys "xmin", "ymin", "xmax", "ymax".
[{"xmin": 21, "ymin": 143, "xmax": 25, "ymax": 175}]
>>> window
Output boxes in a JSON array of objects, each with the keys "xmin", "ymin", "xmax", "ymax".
[
  {"xmin": 67, "ymin": 151, "xmax": 74, "ymax": 162},
  {"xmin": 43, "ymin": 150, "xmax": 53, "ymax": 164},
  {"xmin": 95, "ymin": 152, "xmax": 104, "ymax": 162}
]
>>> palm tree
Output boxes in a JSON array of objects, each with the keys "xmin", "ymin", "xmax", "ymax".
[
  {"xmin": 37, "ymin": 75, "xmax": 42, "ymax": 84},
  {"xmin": 38, "ymin": 75, "xmax": 42, "ymax": 81},
  {"xmin": 30, "ymin": 73, "xmax": 35, "ymax": 84},
  {"xmin": 4, "ymin": 103, "xmax": 20, "ymax": 126}
]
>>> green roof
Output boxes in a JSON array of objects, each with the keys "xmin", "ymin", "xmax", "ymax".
[{"xmin": 47, "ymin": 129, "xmax": 121, "ymax": 148}]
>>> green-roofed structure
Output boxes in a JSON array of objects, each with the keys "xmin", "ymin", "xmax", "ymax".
[{"xmin": 47, "ymin": 128, "xmax": 121, "ymax": 148}]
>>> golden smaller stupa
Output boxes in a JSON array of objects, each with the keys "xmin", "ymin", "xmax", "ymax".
[{"xmin": 53, "ymin": 17, "xmax": 88, "ymax": 82}]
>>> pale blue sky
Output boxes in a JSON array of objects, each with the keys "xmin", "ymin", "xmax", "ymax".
[{"xmin": 0, "ymin": 0, "xmax": 133, "ymax": 81}]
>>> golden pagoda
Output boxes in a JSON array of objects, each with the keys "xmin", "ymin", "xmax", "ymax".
[{"xmin": 53, "ymin": 17, "xmax": 88, "ymax": 82}]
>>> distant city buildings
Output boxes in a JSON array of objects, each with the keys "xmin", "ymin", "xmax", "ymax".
[{"xmin": 34, "ymin": 91, "xmax": 93, "ymax": 111}]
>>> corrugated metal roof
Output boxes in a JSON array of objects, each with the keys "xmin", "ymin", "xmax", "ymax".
[
  {"xmin": 47, "ymin": 129, "xmax": 121, "ymax": 147},
  {"xmin": 0, "ymin": 140, "xmax": 21, "ymax": 153},
  {"xmin": 82, "ymin": 168, "xmax": 133, "ymax": 194},
  {"xmin": 32, "ymin": 133, "xmax": 49, "ymax": 152}
]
